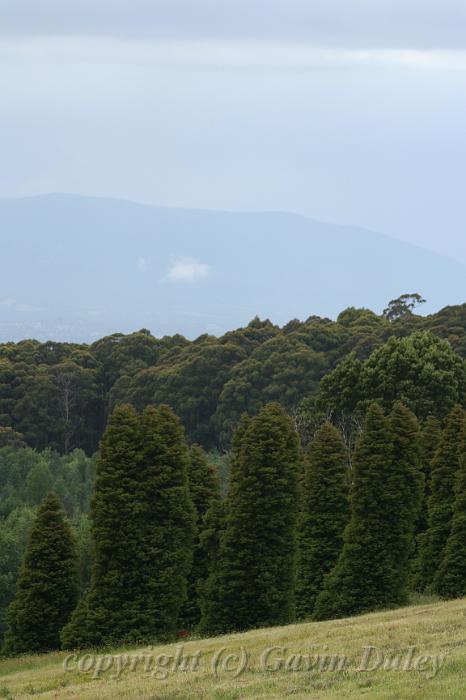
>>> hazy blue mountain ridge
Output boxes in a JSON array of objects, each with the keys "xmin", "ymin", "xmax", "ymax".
[{"xmin": 1, "ymin": 194, "xmax": 465, "ymax": 342}]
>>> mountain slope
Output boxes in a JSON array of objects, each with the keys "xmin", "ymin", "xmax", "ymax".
[{"xmin": 1, "ymin": 193, "xmax": 465, "ymax": 342}]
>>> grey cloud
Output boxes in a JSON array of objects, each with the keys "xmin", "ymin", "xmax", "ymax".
[{"xmin": 2, "ymin": 1, "xmax": 466, "ymax": 49}]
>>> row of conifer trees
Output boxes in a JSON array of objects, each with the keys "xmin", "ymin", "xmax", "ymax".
[{"xmin": 2, "ymin": 400, "xmax": 465, "ymax": 654}]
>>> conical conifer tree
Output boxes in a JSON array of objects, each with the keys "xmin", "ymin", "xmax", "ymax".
[
  {"xmin": 204, "ymin": 403, "xmax": 300, "ymax": 634},
  {"xmin": 62, "ymin": 403, "xmax": 195, "ymax": 647},
  {"xmin": 3, "ymin": 492, "xmax": 78, "ymax": 654},
  {"xmin": 313, "ymin": 403, "xmax": 409, "ymax": 621},
  {"xmin": 387, "ymin": 402, "xmax": 423, "ymax": 599},
  {"xmin": 138, "ymin": 405, "xmax": 195, "ymax": 639},
  {"xmin": 296, "ymin": 422, "xmax": 349, "ymax": 618},
  {"xmin": 415, "ymin": 405, "xmax": 466, "ymax": 592},
  {"xmin": 198, "ymin": 415, "xmax": 249, "ymax": 634},
  {"xmin": 61, "ymin": 403, "xmax": 145, "ymax": 647},
  {"xmin": 432, "ymin": 431, "xmax": 466, "ymax": 598},
  {"xmin": 182, "ymin": 444, "xmax": 220, "ymax": 628}
]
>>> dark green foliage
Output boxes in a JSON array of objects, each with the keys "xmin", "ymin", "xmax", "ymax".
[
  {"xmin": 61, "ymin": 404, "xmax": 145, "ymax": 647},
  {"xmin": 197, "ymin": 499, "xmax": 226, "ymax": 635},
  {"xmin": 213, "ymin": 332, "xmax": 329, "ymax": 447},
  {"xmin": 0, "ymin": 446, "xmax": 96, "ymax": 520},
  {"xmin": 416, "ymin": 406, "xmax": 466, "ymax": 592},
  {"xmin": 313, "ymin": 403, "xmax": 420, "ymax": 621},
  {"xmin": 202, "ymin": 404, "xmax": 300, "ymax": 634},
  {"xmin": 111, "ymin": 341, "xmax": 248, "ymax": 448},
  {"xmin": 433, "ymin": 436, "xmax": 466, "ymax": 598},
  {"xmin": 387, "ymin": 402, "xmax": 423, "ymax": 596},
  {"xmin": 62, "ymin": 403, "xmax": 195, "ymax": 648},
  {"xmin": 0, "ymin": 507, "xmax": 35, "ymax": 638},
  {"xmin": 198, "ymin": 415, "xmax": 250, "ymax": 634},
  {"xmin": 188, "ymin": 445, "xmax": 220, "ymax": 519},
  {"xmin": 182, "ymin": 445, "xmax": 220, "ymax": 628},
  {"xmin": 383, "ymin": 293, "xmax": 426, "ymax": 321},
  {"xmin": 0, "ymin": 428, "xmax": 25, "ymax": 449},
  {"xmin": 14, "ymin": 359, "xmax": 101, "ymax": 454},
  {"xmin": 417, "ymin": 416, "xmax": 442, "ymax": 534},
  {"xmin": 138, "ymin": 405, "xmax": 195, "ymax": 640},
  {"xmin": 296, "ymin": 422, "xmax": 349, "ymax": 617},
  {"xmin": 3, "ymin": 492, "xmax": 78, "ymax": 654},
  {"xmin": 319, "ymin": 331, "xmax": 466, "ymax": 422},
  {"xmin": 1, "ymin": 304, "xmax": 466, "ymax": 453}
]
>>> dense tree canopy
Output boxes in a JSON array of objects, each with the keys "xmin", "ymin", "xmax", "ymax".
[
  {"xmin": 0, "ymin": 303, "xmax": 465, "ymax": 454},
  {"xmin": 319, "ymin": 331, "xmax": 466, "ymax": 422}
]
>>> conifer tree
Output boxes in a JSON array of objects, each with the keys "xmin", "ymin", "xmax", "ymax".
[
  {"xmin": 3, "ymin": 492, "xmax": 78, "ymax": 654},
  {"xmin": 415, "ymin": 405, "xmax": 466, "ymax": 592},
  {"xmin": 433, "ymin": 435, "xmax": 466, "ymax": 598},
  {"xmin": 197, "ymin": 498, "xmax": 226, "ymax": 635},
  {"xmin": 198, "ymin": 414, "xmax": 249, "ymax": 634},
  {"xmin": 417, "ymin": 416, "xmax": 442, "ymax": 534},
  {"xmin": 203, "ymin": 403, "xmax": 300, "ymax": 634},
  {"xmin": 296, "ymin": 422, "xmax": 349, "ymax": 618},
  {"xmin": 387, "ymin": 402, "xmax": 423, "ymax": 598},
  {"xmin": 313, "ymin": 403, "xmax": 409, "ymax": 621},
  {"xmin": 182, "ymin": 444, "xmax": 220, "ymax": 628},
  {"xmin": 61, "ymin": 403, "xmax": 145, "ymax": 647},
  {"xmin": 138, "ymin": 405, "xmax": 195, "ymax": 639},
  {"xmin": 62, "ymin": 404, "xmax": 195, "ymax": 647}
]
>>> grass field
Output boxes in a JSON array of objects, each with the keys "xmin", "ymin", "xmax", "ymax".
[{"xmin": 1, "ymin": 597, "xmax": 465, "ymax": 699}]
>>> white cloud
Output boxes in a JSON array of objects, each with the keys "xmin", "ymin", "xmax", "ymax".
[
  {"xmin": 137, "ymin": 256, "xmax": 148, "ymax": 269},
  {"xmin": 166, "ymin": 258, "xmax": 210, "ymax": 282}
]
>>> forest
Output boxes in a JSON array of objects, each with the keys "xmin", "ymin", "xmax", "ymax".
[
  {"xmin": 1, "ymin": 296, "xmax": 466, "ymax": 653},
  {"xmin": 1, "ymin": 297, "xmax": 466, "ymax": 455}
]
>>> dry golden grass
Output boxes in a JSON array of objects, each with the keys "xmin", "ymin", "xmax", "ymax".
[{"xmin": 1, "ymin": 597, "xmax": 465, "ymax": 700}]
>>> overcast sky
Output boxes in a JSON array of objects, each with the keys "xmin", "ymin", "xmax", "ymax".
[{"xmin": 1, "ymin": 1, "xmax": 466, "ymax": 262}]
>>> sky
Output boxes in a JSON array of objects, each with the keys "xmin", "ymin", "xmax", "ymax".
[{"xmin": 1, "ymin": 1, "xmax": 466, "ymax": 263}]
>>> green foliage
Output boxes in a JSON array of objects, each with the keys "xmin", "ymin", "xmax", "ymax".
[
  {"xmin": 197, "ymin": 498, "xmax": 226, "ymax": 635},
  {"xmin": 417, "ymin": 416, "xmax": 442, "ymax": 535},
  {"xmin": 110, "ymin": 341, "xmax": 247, "ymax": 447},
  {"xmin": 319, "ymin": 331, "xmax": 466, "ymax": 422},
  {"xmin": 296, "ymin": 422, "xmax": 349, "ymax": 617},
  {"xmin": 61, "ymin": 404, "xmax": 144, "ymax": 647},
  {"xmin": 0, "ymin": 507, "xmax": 35, "ymax": 637},
  {"xmin": 433, "ymin": 437, "xmax": 466, "ymax": 598},
  {"xmin": 62, "ymin": 403, "xmax": 195, "ymax": 648},
  {"xmin": 415, "ymin": 405, "xmax": 466, "ymax": 591},
  {"xmin": 1, "ymin": 303, "xmax": 466, "ymax": 454},
  {"xmin": 383, "ymin": 293, "xmax": 426, "ymax": 321},
  {"xmin": 387, "ymin": 402, "xmax": 424, "ymax": 596},
  {"xmin": 182, "ymin": 445, "xmax": 221, "ymax": 628},
  {"xmin": 314, "ymin": 403, "xmax": 421, "ymax": 621},
  {"xmin": 2, "ymin": 493, "xmax": 79, "ymax": 654},
  {"xmin": 214, "ymin": 333, "xmax": 328, "ymax": 447},
  {"xmin": 138, "ymin": 405, "xmax": 195, "ymax": 640},
  {"xmin": 202, "ymin": 404, "xmax": 300, "ymax": 634},
  {"xmin": 0, "ymin": 428, "xmax": 25, "ymax": 449},
  {"xmin": 14, "ymin": 359, "xmax": 101, "ymax": 454},
  {"xmin": 0, "ymin": 446, "xmax": 96, "ymax": 520}
]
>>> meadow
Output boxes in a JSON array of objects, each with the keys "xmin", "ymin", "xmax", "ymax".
[{"xmin": 1, "ymin": 597, "xmax": 465, "ymax": 700}]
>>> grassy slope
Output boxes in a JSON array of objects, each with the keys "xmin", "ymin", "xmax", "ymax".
[{"xmin": 0, "ymin": 598, "xmax": 465, "ymax": 700}]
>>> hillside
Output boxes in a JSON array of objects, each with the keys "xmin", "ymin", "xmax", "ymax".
[
  {"xmin": 0, "ymin": 598, "xmax": 464, "ymax": 699},
  {"xmin": 1, "ymin": 193, "xmax": 466, "ymax": 342}
]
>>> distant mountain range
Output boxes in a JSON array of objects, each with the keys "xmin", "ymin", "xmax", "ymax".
[{"xmin": 1, "ymin": 193, "xmax": 465, "ymax": 343}]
